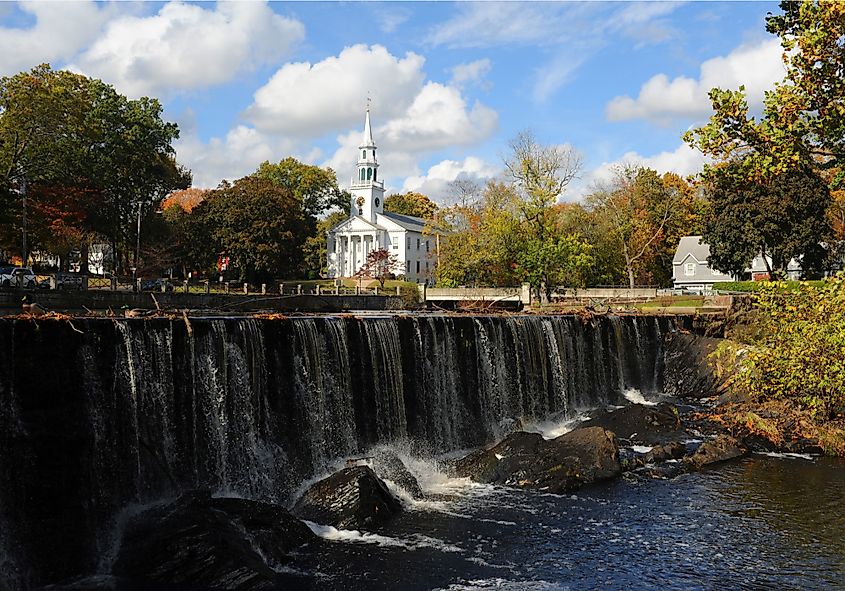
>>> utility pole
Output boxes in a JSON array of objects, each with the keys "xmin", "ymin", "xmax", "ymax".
[
  {"xmin": 133, "ymin": 201, "xmax": 142, "ymax": 289},
  {"xmin": 21, "ymin": 176, "xmax": 27, "ymax": 267}
]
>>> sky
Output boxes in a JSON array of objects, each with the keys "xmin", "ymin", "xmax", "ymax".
[{"xmin": 0, "ymin": 0, "xmax": 786, "ymax": 202}]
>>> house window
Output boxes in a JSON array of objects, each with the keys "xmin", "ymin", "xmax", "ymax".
[
  {"xmin": 392, "ymin": 234, "xmax": 398, "ymax": 249},
  {"xmin": 416, "ymin": 261, "xmax": 420, "ymax": 273},
  {"xmin": 685, "ymin": 262, "xmax": 695, "ymax": 276},
  {"xmin": 416, "ymin": 238, "xmax": 420, "ymax": 250},
  {"xmin": 407, "ymin": 237, "xmax": 411, "ymax": 249},
  {"xmin": 426, "ymin": 240, "xmax": 429, "ymax": 252},
  {"xmin": 406, "ymin": 260, "xmax": 410, "ymax": 273}
]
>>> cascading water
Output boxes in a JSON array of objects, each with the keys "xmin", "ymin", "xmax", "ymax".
[{"xmin": 0, "ymin": 313, "xmax": 677, "ymax": 590}]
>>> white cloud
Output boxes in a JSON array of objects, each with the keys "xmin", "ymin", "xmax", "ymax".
[
  {"xmin": 449, "ymin": 58, "xmax": 492, "ymax": 89},
  {"xmin": 401, "ymin": 156, "xmax": 499, "ymax": 202},
  {"xmin": 373, "ymin": 6, "xmax": 411, "ymax": 33},
  {"xmin": 570, "ymin": 143, "xmax": 709, "ymax": 201},
  {"xmin": 245, "ymin": 44, "xmax": 426, "ymax": 136},
  {"xmin": 69, "ymin": 1, "xmax": 304, "ymax": 98},
  {"xmin": 0, "ymin": 0, "xmax": 117, "ymax": 76},
  {"xmin": 606, "ymin": 38, "xmax": 785, "ymax": 124},
  {"xmin": 175, "ymin": 125, "xmax": 279, "ymax": 188}
]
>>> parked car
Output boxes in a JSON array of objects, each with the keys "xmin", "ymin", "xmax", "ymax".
[
  {"xmin": 55, "ymin": 272, "xmax": 83, "ymax": 290},
  {"xmin": 0, "ymin": 267, "xmax": 37, "ymax": 288},
  {"xmin": 140, "ymin": 278, "xmax": 174, "ymax": 292}
]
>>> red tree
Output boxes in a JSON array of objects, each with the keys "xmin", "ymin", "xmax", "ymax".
[{"xmin": 354, "ymin": 248, "xmax": 402, "ymax": 287}]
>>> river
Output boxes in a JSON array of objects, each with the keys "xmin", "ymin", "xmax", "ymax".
[{"xmin": 296, "ymin": 452, "xmax": 845, "ymax": 590}]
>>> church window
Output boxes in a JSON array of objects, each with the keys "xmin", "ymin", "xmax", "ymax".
[
  {"xmin": 359, "ymin": 168, "xmax": 365, "ymax": 181},
  {"xmin": 373, "ymin": 169, "xmax": 377, "ymax": 182},
  {"xmin": 362, "ymin": 150, "xmax": 366, "ymax": 159},
  {"xmin": 367, "ymin": 168, "xmax": 372, "ymax": 181}
]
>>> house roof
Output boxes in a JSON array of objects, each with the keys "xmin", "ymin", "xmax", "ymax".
[
  {"xmin": 380, "ymin": 211, "xmax": 429, "ymax": 233},
  {"xmin": 673, "ymin": 235, "xmax": 710, "ymax": 264}
]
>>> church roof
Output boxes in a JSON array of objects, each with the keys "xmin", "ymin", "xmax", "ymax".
[
  {"xmin": 380, "ymin": 211, "xmax": 429, "ymax": 233},
  {"xmin": 360, "ymin": 109, "xmax": 375, "ymax": 149},
  {"xmin": 328, "ymin": 215, "xmax": 387, "ymax": 234}
]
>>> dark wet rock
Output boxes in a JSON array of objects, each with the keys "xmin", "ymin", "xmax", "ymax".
[
  {"xmin": 638, "ymin": 461, "xmax": 688, "ymax": 480},
  {"xmin": 685, "ymin": 435, "xmax": 746, "ymax": 470},
  {"xmin": 662, "ymin": 332, "xmax": 731, "ymax": 399},
  {"xmin": 292, "ymin": 466, "xmax": 402, "ymax": 530},
  {"xmin": 111, "ymin": 491, "xmax": 315, "ymax": 590},
  {"xmin": 581, "ymin": 402, "xmax": 683, "ymax": 445},
  {"xmin": 452, "ymin": 427, "xmax": 620, "ymax": 494},
  {"xmin": 646, "ymin": 441, "xmax": 688, "ymax": 463},
  {"xmin": 371, "ymin": 451, "xmax": 425, "ymax": 500}
]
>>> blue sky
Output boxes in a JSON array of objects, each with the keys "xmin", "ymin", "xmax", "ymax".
[{"xmin": 0, "ymin": 1, "xmax": 785, "ymax": 201}]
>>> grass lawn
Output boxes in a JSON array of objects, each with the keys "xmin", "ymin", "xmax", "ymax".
[{"xmin": 637, "ymin": 296, "xmax": 706, "ymax": 309}]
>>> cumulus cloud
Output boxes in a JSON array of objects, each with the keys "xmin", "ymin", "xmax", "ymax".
[
  {"xmin": 606, "ymin": 38, "xmax": 785, "ymax": 125},
  {"xmin": 69, "ymin": 1, "xmax": 304, "ymax": 98},
  {"xmin": 401, "ymin": 156, "xmax": 500, "ymax": 202},
  {"xmin": 0, "ymin": 0, "xmax": 117, "ymax": 76},
  {"xmin": 245, "ymin": 44, "xmax": 426, "ymax": 136},
  {"xmin": 449, "ymin": 58, "xmax": 492, "ymax": 89}
]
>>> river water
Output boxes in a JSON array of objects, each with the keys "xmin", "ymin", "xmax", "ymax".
[{"xmin": 293, "ymin": 453, "xmax": 845, "ymax": 591}]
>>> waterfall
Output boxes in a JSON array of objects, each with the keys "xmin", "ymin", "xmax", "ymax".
[{"xmin": 0, "ymin": 313, "xmax": 678, "ymax": 590}]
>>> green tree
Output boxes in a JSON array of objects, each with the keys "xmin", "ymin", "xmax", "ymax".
[
  {"xmin": 194, "ymin": 176, "xmax": 308, "ymax": 283},
  {"xmin": 0, "ymin": 64, "xmax": 189, "ymax": 270},
  {"xmin": 702, "ymin": 162, "xmax": 832, "ymax": 278},
  {"xmin": 301, "ymin": 210, "xmax": 348, "ymax": 279},
  {"xmin": 685, "ymin": 1, "xmax": 845, "ymax": 184},
  {"xmin": 384, "ymin": 191, "xmax": 438, "ymax": 219},
  {"xmin": 731, "ymin": 275, "xmax": 845, "ymax": 419},
  {"xmin": 254, "ymin": 157, "xmax": 347, "ymax": 222},
  {"xmin": 503, "ymin": 130, "xmax": 583, "ymax": 300}
]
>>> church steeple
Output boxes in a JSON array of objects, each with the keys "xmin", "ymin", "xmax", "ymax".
[{"xmin": 350, "ymin": 107, "xmax": 384, "ymax": 222}]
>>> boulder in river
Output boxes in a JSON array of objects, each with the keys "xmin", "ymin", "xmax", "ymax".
[
  {"xmin": 111, "ymin": 491, "xmax": 316, "ymax": 590},
  {"xmin": 292, "ymin": 465, "xmax": 402, "ymax": 530},
  {"xmin": 685, "ymin": 435, "xmax": 746, "ymax": 470},
  {"xmin": 452, "ymin": 427, "xmax": 620, "ymax": 494},
  {"xmin": 580, "ymin": 402, "xmax": 684, "ymax": 444},
  {"xmin": 371, "ymin": 451, "xmax": 425, "ymax": 500}
]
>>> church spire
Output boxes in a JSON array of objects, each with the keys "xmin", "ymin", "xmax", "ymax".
[{"xmin": 360, "ymin": 107, "xmax": 375, "ymax": 149}]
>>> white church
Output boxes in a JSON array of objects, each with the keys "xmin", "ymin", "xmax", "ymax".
[{"xmin": 326, "ymin": 110, "xmax": 438, "ymax": 283}]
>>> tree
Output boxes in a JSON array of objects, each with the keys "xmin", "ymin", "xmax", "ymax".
[
  {"xmin": 702, "ymin": 162, "xmax": 832, "ymax": 278},
  {"xmin": 384, "ymin": 191, "xmax": 438, "ymax": 219},
  {"xmin": 254, "ymin": 158, "xmax": 347, "ymax": 222},
  {"xmin": 503, "ymin": 130, "xmax": 583, "ymax": 300},
  {"xmin": 193, "ymin": 176, "xmax": 308, "ymax": 283},
  {"xmin": 684, "ymin": 1, "xmax": 845, "ymax": 184},
  {"xmin": 161, "ymin": 188, "xmax": 208, "ymax": 213},
  {"xmin": 354, "ymin": 248, "xmax": 403, "ymax": 287},
  {"xmin": 301, "ymin": 210, "xmax": 348, "ymax": 279},
  {"xmin": 587, "ymin": 167, "xmax": 679, "ymax": 288},
  {"xmin": 0, "ymin": 64, "xmax": 189, "ymax": 271}
]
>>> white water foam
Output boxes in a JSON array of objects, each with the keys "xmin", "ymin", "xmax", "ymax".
[
  {"xmin": 304, "ymin": 521, "xmax": 463, "ymax": 553},
  {"xmin": 623, "ymin": 388, "xmax": 658, "ymax": 406},
  {"xmin": 523, "ymin": 414, "xmax": 591, "ymax": 440},
  {"xmin": 433, "ymin": 578, "xmax": 568, "ymax": 590},
  {"xmin": 755, "ymin": 451, "xmax": 816, "ymax": 461},
  {"xmin": 631, "ymin": 445, "xmax": 653, "ymax": 454}
]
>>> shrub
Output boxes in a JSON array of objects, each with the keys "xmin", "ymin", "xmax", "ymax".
[
  {"xmin": 731, "ymin": 275, "xmax": 845, "ymax": 419},
  {"xmin": 713, "ymin": 280, "xmax": 826, "ymax": 293}
]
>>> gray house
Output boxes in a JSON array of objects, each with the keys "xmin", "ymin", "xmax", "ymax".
[
  {"xmin": 672, "ymin": 236, "xmax": 735, "ymax": 292},
  {"xmin": 673, "ymin": 235, "xmax": 805, "ymax": 292}
]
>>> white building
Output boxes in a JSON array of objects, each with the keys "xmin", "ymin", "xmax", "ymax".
[{"xmin": 326, "ymin": 110, "xmax": 437, "ymax": 282}]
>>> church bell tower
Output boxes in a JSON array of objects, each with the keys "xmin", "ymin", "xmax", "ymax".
[{"xmin": 349, "ymin": 108, "xmax": 385, "ymax": 223}]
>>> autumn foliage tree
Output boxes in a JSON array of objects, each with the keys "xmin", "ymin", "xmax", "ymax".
[{"xmin": 354, "ymin": 248, "xmax": 403, "ymax": 287}]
